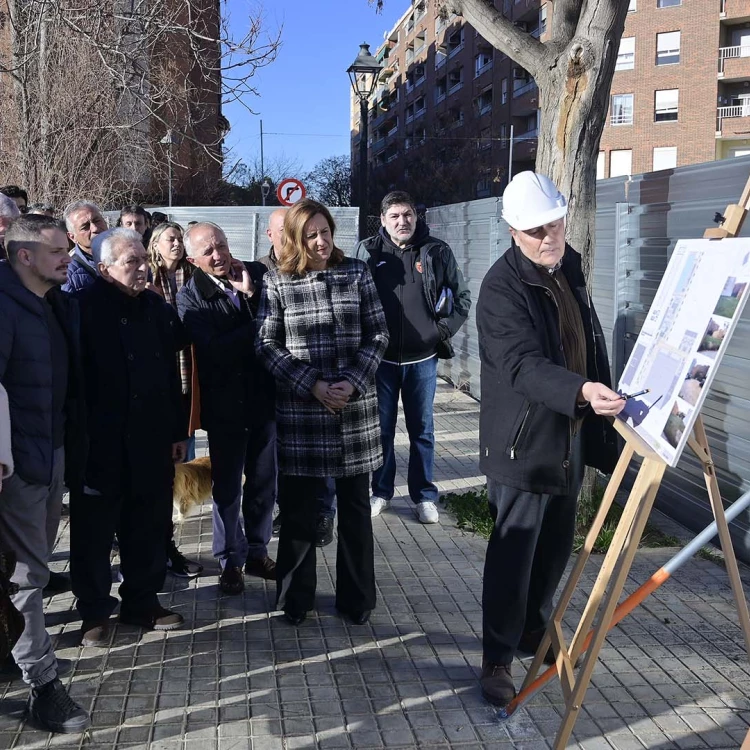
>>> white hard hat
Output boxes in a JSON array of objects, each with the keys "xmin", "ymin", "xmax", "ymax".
[{"xmin": 501, "ymin": 171, "xmax": 568, "ymax": 231}]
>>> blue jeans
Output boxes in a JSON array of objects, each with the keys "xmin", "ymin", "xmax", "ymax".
[
  {"xmin": 320, "ymin": 477, "xmax": 337, "ymax": 520},
  {"xmin": 184, "ymin": 434, "xmax": 196, "ymax": 462},
  {"xmin": 372, "ymin": 357, "xmax": 439, "ymax": 505}
]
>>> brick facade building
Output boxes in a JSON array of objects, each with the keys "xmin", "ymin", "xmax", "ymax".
[{"xmin": 352, "ymin": 0, "xmax": 750, "ymax": 205}]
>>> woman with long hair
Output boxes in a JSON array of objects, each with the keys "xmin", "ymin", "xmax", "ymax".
[
  {"xmin": 147, "ymin": 221, "xmax": 202, "ymax": 579},
  {"xmin": 256, "ymin": 200, "xmax": 389, "ymax": 626}
]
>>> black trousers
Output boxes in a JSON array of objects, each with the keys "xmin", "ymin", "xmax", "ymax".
[
  {"xmin": 70, "ymin": 480, "xmax": 172, "ymax": 622},
  {"xmin": 482, "ymin": 435, "xmax": 584, "ymax": 665},
  {"xmin": 276, "ymin": 473, "xmax": 375, "ymax": 616},
  {"xmin": 207, "ymin": 420, "xmax": 276, "ymax": 569}
]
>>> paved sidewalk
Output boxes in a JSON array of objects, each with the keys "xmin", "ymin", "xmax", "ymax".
[{"xmin": 2, "ymin": 382, "xmax": 749, "ymax": 749}]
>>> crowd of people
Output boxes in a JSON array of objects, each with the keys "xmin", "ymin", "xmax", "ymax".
[{"xmin": 0, "ymin": 175, "xmax": 625, "ymax": 734}]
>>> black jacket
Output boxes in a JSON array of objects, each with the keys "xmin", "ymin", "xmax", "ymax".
[
  {"xmin": 476, "ymin": 244, "xmax": 619, "ymax": 495},
  {"xmin": 355, "ymin": 221, "xmax": 471, "ymax": 360},
  {"xmin": 176, "ymin": 262, "xmax": 274, "ymax": 433},
  {"xmin": 77, "ymin": 278, "xmax": 187, "ymax": 496},
  {"xmin": 0, "ymin": 262, "xmax": 87, "ymax": 491}
]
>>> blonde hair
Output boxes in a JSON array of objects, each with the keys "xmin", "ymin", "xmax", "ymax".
[
  {"xmin": 277, "ymin": 199, "xmax": 344, "ymax": 277},
  {"xmin": 147, "ymin": 221, "xmax": 190, "ymax": 276}
]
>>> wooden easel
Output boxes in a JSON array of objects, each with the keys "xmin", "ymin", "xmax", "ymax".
[{"xmin": 519, "ymin": 178, "xmax": 750, "ymax": 750}]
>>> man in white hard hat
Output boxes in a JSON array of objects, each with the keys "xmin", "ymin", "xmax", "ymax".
[{"xmin": 475, "ymin": 172, "xmax": 625, "ymax": 707}]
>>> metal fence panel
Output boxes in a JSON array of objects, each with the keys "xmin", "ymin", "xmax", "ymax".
[
  {"xmin": 425, "ymin": 198, "xmax": 505, "ymax": 392},
  {"xmin": 110, "ymin": 206, "xmax": 360, "ymax": 261}
]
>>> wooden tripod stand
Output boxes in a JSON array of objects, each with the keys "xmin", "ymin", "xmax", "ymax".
[{"xmin": 520, "ymin": 179, "xmax": 750, "ymax": 750}]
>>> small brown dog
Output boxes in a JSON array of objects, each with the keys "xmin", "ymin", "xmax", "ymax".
[{"xmin": 173, "ymin": 456, "xmax": 213, "ymax": 521}]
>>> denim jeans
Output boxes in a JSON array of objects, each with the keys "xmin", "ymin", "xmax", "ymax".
[
  {"xmin": 371, "ymin": 357, "xmax": 439, "ymax": 505},
  {"xmin": 320, "ymin": 477, "xmax": 337, "ymax": 520}
]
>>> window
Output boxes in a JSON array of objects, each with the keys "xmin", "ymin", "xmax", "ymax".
[
  {"xmin": 611, "ymin": 94, "xmax": 634, "ymax": 125},
  {"xmin": 539, "ymin": 4, "xmax": 548, "ymax": 35},
  {"xmin": 597, "ymin": 152, "xmax": 605, "ymax": 179},
  {"xmin": 501, "ymin": 78, "xmax": 508, "ymax": 104},
  {"xmin": 654, "ymin": 89, "xmax": 678, "ymax": 122},
  {"xmin": 656, "ymin": 31, "xmax": 680, "ymax": 65},
  {"xmin": 616, "ymin": 37, "xmax": 635, "ymax": 71},
  {"xmin": 610, "ymin": 149, "xmax": 632, "ymax": 177},
  {"xmin": 475, "ymin": 51, "xmax": 493, "ymax": 77},
  {"xmin": 435, "ymin": 49, "xmax": 447, "ymax": 69},
  {"xmin": 477, "ymin": 126, "xmax": 492, "ymax": 151},
  {"xmin": 435, "ymin": 76, "xmax": 447, "ymax": 102},
  {"xmin": 657, "ymin": 0, "xmax": 680, "ymax": 6},
  {"xmin": 653, "ymin": 147, "xmax": 677, "ymax": 170},
  {"xmin": 448, "ymin": 66, "xmax": 463, "ymax": 92},
  {"xmin": 474, "ymin": 89, "xmax": 493, "ymax": 115},
  {"xmin": 415, "ymin": 95, "xmax": 426, "ymax": 115},
  {"xmin": 499, "ymin": 123, "xmax": 508, "ymax": 141}
]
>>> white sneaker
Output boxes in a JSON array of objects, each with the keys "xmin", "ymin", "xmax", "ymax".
[
  {"xmin": 416, "ymin": 501, "xmax": 439, "ymax": 524},
  {"xmin": 370, "ymin": 496, "xmax": 389, "ymax": 518}
]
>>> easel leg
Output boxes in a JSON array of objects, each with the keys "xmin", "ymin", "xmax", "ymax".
[
  {"xmin": 692, "ymin": 417, "xmax": 750, "ymax": 659},
  {"xmin": 553, "ymin": 458, "xmax": 667, "ymax": 750}
]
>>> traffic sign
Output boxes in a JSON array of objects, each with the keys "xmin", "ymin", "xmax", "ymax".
[{"xmin": 277, "ymin": 178, "xmax": 306, "ymax": 206}]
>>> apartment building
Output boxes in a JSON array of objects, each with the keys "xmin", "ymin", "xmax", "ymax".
[{"xmin": 352, "ymin": 0, "xmax": 750, "ymax": 204}]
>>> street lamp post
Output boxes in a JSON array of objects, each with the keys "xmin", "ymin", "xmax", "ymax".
[
  {"xmin": 347, "ymin": 43, "xmax": 382, "ymax": 240},
  {"xmin": 261, "ymin": 178, "xmax": 271, "ymax": 206}
]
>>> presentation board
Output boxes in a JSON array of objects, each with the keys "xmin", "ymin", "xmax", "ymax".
[{"xmin": 617, "ymin": 238, "xmax": 750, "ymax": 466}]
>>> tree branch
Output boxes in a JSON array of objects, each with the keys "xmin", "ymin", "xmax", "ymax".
[{"xmin": 449, "ymin": 0, "xmax": 548, "ymax": 78}]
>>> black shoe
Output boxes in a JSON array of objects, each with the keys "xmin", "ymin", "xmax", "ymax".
[
  {"xmin": 219, "ymin": 566, "xmax": 245, "ymax": 595},
  {"xmin": 1, "ymin": 656, "xmax": 75, "ymax": 682},
  {"xmin": 272, "ymin": 514, "xmax": 282, "ymax": 537},
  {"xmin": 167, "ymin": 543, "xmax": 203, "ymax": 578},
  {"xmin": 27, "ymin": 678, "xmax": 90, "ymax": 733},
  {"xmin": 44, "ymin": 571, "xmax": 71, "ymax": 595},
  {"xmin": 245, "ymin": 556, "xmax": 276, "ymax": 581},
  {"xmin": 315, "ymin": 515, "xmax": 334, "ymax": 547},
  {"xmin": 283, "ymin": 610, "xmax": 306, "ymax": 626},
  {"xmin": 480, "ymin": 660, "xmax": 515, "ymax": 707},
  {"xmin": 337, "ymin": 608, "xmax": 372, "ymax": 625}
]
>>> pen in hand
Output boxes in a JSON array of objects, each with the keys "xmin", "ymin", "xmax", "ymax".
[{"xmin": 619, "ymin": 388, "xmax": 650, "ymax": 400}]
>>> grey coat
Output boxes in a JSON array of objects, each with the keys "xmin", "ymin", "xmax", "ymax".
[{"xmin": 256, "ymin": 257, "xmax": 388, "ymax": 477}]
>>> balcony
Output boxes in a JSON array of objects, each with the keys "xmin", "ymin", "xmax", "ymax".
[
  {"xmin": 371, "ymin": 137, "xmax": 386, "ymax": 153},
  {"xmin": 720, "ymin": 0, "xmax": 750, "ymax": 20},
  {"xmin": 513, "ymin": 135, "xmax": 538, "ymax": 161},
  {"xmin": 718, "ymin": 46, "xmax": 750, "ymax": 80},
  {"xmin": 474, "ymin": 61, "xmax": 493, "ymax": 79},
  {"xmin": 512, "ymin": 81, "xmax": 539, "ymax": 114},
  {"xmin": 716, "ymin": 104, "xmax": 750, "ymax": 135}
]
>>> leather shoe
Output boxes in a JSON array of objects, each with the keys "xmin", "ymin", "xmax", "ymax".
[
  {"xmin": 283, "ymin": 610, "xmax": 306, "ymax": 626},
  {"xmin": 337, "ymin": 608, "xmax": 372, "ymax": 625},
  {"xmin": 315, "ymin": 515, "xmax": 334, "ymax": 547},
  {"xmin": 219, "ymin": 566, "xmax": 245, "ymax": 594},
  {"xmin": 80, "ymin": 620, "xmax": 112, "ymax": 647},
  {"xmin": 245, "ymin": 556, "xmax": 276, "ymax": 581},
  {"xmin": 480, "ymin": 659, "xmax": 516, "ymax": 707}
]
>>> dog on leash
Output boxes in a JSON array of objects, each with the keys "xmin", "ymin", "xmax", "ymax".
[{"xmin": 173, "ymin": 456, "xmax": 213, "ymax": 521}]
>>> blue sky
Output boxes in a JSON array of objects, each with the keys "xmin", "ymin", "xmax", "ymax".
[{"xmin": 222, "ymin": 0, "xmax": 406, "ymax": 178}]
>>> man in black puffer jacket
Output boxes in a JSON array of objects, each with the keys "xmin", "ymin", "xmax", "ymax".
[
  {"xmin": 476, "ymin": 172, "xmax": 625, "ymax": 708},
  {"xmin": 355, "ymin": 191, "xmax": 471, "ymax": 526},
  {"xmin": 0, "ymin": 215, "xmax": 89, "ymax": 733}
]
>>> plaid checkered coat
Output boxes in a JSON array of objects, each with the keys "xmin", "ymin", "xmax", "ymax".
[{"xmin": 256, "ymin": 257, "xmax": 388, "ymax": 478}]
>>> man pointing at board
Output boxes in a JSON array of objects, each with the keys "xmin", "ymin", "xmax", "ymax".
[{"xmin": 475, "ymin": 172, "xmax": 625, "ymax": 707}]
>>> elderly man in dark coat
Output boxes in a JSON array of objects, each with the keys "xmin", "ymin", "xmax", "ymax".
[
  {"xmin": 177, "ymin": 222, "xmax": 277, "ymax": 596},
  {"xmin": 71, "ymin": 228, "xmax": 187, "ymax": 648}
]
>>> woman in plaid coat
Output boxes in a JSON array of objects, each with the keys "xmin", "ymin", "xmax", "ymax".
[{"xmin": 256, "ymin": 200, "xmax": 388, "ymax": 627}]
